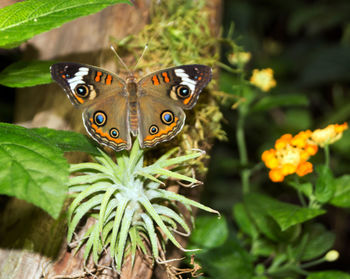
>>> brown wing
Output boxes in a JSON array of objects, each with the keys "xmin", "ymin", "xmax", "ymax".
[
  {"xmin": 83, "ymin": 95, "xmax": 132, "ymax": 151},
  {"xmin": 137, "ymin": 95, "xmax": 185, "ymax": 148},
  {"xmin": 137, "ymin": 64, "xmax": 212, "ymax": 109},
  {"xmin": 51, "ymin": 63, "xmax": 131, "ymax": 151},
  {"xmin": 51, "ymin": 62, "xmax": 126, "ymax": 107}
]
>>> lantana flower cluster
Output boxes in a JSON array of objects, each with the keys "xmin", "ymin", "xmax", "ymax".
[{"xmin": 262, "ymin": 123, "xmax": 348, "ymax": 182}]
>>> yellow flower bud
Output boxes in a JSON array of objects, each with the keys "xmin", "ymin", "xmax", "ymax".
[{"xmin": 325, "ymin": 250, "xmax": 339, "ymax": 262}]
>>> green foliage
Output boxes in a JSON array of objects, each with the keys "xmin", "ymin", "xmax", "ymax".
[
  {"xmin": 245, "ymin": 194, "xmax": 325, "ymax": 231},
  {"xmin": 330, "ymin": 175, "xmax": 350, "ymax": 208},
  {"xmin": 315, "ymin": 165, "xmax": 336, "ymax": 203},
  {"xmin": 32, "ymin": 127, "xmax": 99, "ymax": 155},
  {"xmin": 0, "ymin": 123, "xmax": 68, "ymax": 218},
  {"xmin": 0, "ymin": 123, "xmax": 98, "ymax": 218},
  {"xmin": 188, "ymin": 216, "xmax": 254, "ymax": 279},
  {"xmin": 307, "ymin": 271, "xmax": 350, "ymax": 279},
  {"xmin": 0, "ymin": 0, "xmax": 132, "ymax": 48},
  {"xmin": 251, "ymin": 94, "xmax": 309, "ymax": 113},
  {"xmin": 0, "ymin": 61, "xmax": 55, "ymax": 87},
  {"xmin": 189, "ymin": 215, "xmax": 228, "ymax": 249},
  {"xmin": 190, "ymin": 2, "xmax": 350, "ymax": 276}
]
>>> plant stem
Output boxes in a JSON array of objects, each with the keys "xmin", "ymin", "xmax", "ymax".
[
  {"xmin": 237, "ymin": 111, "xmax": 250, "ymax": 193},
  {"xmin": 324, "ymin": 145, "xmax": 330, "ymax": 167},
  {"xmin": 300, "ymin": 257, "xmax": 326, "ymax": 269}
]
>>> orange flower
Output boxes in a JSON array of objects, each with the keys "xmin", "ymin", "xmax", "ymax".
[
  {"xmin": 262, "ymin": 131, "xmax": 318, "ymax": 182},
  {"xmin": 311, "ymin": 122, "xmax": 348, "ymax": 147}
]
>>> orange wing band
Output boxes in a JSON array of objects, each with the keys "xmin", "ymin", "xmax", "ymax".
[
  {"xmin": 95, "ymin": 71, "xmax": 102, "ymax": 82},
  {"xmin": 90, "ymin": 119, "xmax": 126, "ymax": 144},
  {"xmin": 106, "ymin": 74, "xmax": 113, "ymax": 85},
  {"xmin": 144, "ymin": 117, "xmax": 178, "ymax": 142},
  {"xmin": 162, "ymin": 72, "xmax": 170, "ymax": 83},
  {"xmin": 152, "ymin": 75, "xmax": 160, "ymax": 85}
]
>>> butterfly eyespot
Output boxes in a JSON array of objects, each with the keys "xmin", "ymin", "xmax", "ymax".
[
  {"xmin": 161, "ymin": 111, "xmax": 174, "ymax": 125},
  {"xmin": 149, "ymin": 125, "xmax": 159, "ymax": 135},
  {"xmin": 109, "ymin": 128, "xmax": 119, "ymax": 138},
  {"xmin": 93, "ymin": 111, "xmax": 107, "ymax": 126},
  {"xmin": 176, "ymin": 85, "xmax": 191, "ymax": 98},
  {"xmin": 75, "ymin": 84, "xmax": 89, "ymax": 97}
]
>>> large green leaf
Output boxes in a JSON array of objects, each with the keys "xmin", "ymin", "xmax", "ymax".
[
  {"xmin": 330, "ymin": 175, "xmax": 350, "ymax": 208},
  {"xmin": 0, "ymin": 123, "xmax": 69, "ymax": 218},
  {"xmin": 307, "ymin": 271, "xmax": 350, "ymax": 279},
  {"xmin": 0, "ymin": 61, "xmax": 55, "ymax": 88},
  {"xmin": 0, "ymin": 0, "xmax": 132, "ymax": 48},
  {"xmin": 32, "ymin": 127, "xmax": 99, "ymax": 155},
  {"xmin": 245, "ymin": 194, "xmax": 325, "ymax": 231}
]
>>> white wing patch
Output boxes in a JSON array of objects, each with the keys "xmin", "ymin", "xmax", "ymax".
[
  {"xmin": 67, "ymin": 67, "xmax": 89, "ymax": 91},
  {"xmin": 174, "ymin": 69, "xmax": 196, "ymax": 91}
]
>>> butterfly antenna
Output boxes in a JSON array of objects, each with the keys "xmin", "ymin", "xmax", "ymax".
[
  {"xmin": 133, "ymin": 43, "xmax": 148, "ymax": 71},
  {"xmin": 110, "ymin": 46, "xmax": 131, "ymax": 75}
]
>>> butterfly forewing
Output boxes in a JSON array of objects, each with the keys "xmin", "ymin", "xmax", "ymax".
[
  {"xmin": 50, "ymin": 62, "xmax": 127, "ymax": 107},
  {"xmin": 137, "ymin": 64, "xmax": 212, "ymax": 109}
]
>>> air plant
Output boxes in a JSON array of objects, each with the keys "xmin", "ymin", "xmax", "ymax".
[{"xmin": 67, "ymin": 140, "xmax": 219, "ymax": 271}]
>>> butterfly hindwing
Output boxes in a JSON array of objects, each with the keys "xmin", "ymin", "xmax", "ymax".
[
  {"xmin": 83, "ymin": 95, "xmax": 132, "ymax": 151},
  {"xmin": 137, "ymin": 95, "xmax": 186, "ymax": 148}
]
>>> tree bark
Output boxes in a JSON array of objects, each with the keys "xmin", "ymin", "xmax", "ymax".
[{"xmin": 0, "ymin": 1, "xmax": 222, "ymax": 278}]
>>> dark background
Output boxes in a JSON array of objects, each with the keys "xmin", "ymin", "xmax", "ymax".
[{"xmin": 203, "ymin": 0, "xmax": 350, "ymax": 274}]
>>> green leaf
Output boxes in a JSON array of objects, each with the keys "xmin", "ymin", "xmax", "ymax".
[
  {"xmin": 288, "ymin": 181, "xmax": 313, "ymax": 198},
  {"xmin": 307, "ymin": 271, "xmax": 350, "ymax": 279},
  {"xmin": 244, "ymin": 194, "xmax": 301, "ymax": 242},
  {"xmin": 0, "ymin": 122, "xmax": 69, "ymax": 218},
  {"xmin": 245, "ymin": 193, "xmax": 325, "ymax": 234},
  {"xmin": 32, "ymin": 127, "xmax": 99, "ymax": 155},
  {"xmin": 195, "ymin": 238, "xmax": 254, "ymax": 279},
  {"xmin": 297, "ymin": 223, "xmax": 335, "ymax": 261},
  {"xmin": 253, "ymin": 194, "xmax": 325, "ymax": 231},
  {"xmin": 267, "ymin": 202, "xmax": 325, "ymax": 231},
  {"xmin": 0, "ymin": 0, "xmax": 132, "ymax": 48},
  {"xmin": 0, "ymin": 61, "xmax": 54, "ymax": 88},
  {"xmin": 189, "ymin": 215, "xmax": 228, "ymax": 249},
  {"xmin": 330, "ymin": 175, "xmax": 350, "ymax": 208},
  {"xmin": 251, "ymin": 238, "xmax": 276, "ymax": 257},
  {"xmin": 251, "ymin": 94, "xmax": 309, "ymax": 112},
  {"xmin": 315, "ymin": 165, "xmax": 335, "ymax": 203},
  {"xmin": 233, "ymin": 203, "xmax": 259, "ymax": 239}
]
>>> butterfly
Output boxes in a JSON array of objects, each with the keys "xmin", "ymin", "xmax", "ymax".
[{"xmin": 50, "ymin": 62, "xmax": 212, "ymax": 151}]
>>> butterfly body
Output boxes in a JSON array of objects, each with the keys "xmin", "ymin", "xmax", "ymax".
[{"xmin": 51, "ymin": 63, "xmax": 212, "ymax": 151}]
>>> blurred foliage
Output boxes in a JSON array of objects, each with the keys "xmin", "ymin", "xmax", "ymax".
[{"xmin": 193, "ymin": 0, "xmax": 350, "ymax": 278}]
